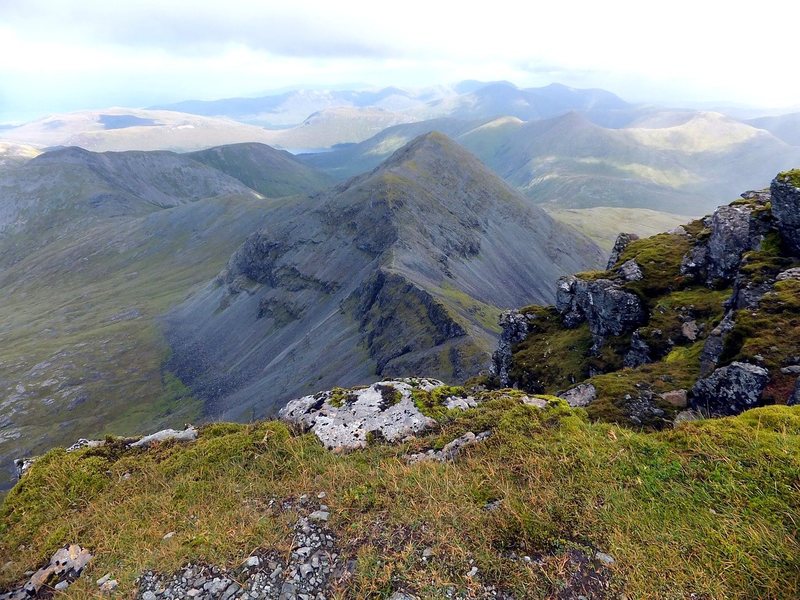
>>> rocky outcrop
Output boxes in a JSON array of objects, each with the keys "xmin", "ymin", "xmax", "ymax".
[
  {"xmin": 556, "ymin": 276, "xmax": 646, "ymax": 344},
  {"xmin": 490, "ymin": 310, "xmax": 534, "ymax": 386},
  {"xmin": 606, "ymin": 233, "xmax": 639, "ymax": 269},
  {"xmin": 681, "ymin": 203, "xmax": 769, "ymax": 286},
  {"xmin": 279, "ymin": 380, "xmax": 439, "ymax": 450},
  {"xmin": 0, "ymin": 545, "xmax": 93, "ymax": 600},
  {"xmin": 558, "ymin": 383, "xmax": 597, "ymax": 407},
  {"xmin": 690, "ymin": 362, "xmax": 769, "ymax": 416},
  {"xmin": 770, "ymin": 172, "xmax": 800, "ymax": 255}
]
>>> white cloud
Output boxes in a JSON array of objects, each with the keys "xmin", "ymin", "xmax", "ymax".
[{"xmin": 1, "ymin": 0, "xmax": 799, "ymax": 121}]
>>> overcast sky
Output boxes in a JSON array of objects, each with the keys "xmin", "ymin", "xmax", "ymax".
[{"xmin": 1, "ymin": 0, "xmax": 799, "ymax": 122}]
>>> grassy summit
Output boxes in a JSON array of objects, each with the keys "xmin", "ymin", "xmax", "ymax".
[{"xmin": 1, "ymin": 393, "xmax": 798, "ymax": 598}]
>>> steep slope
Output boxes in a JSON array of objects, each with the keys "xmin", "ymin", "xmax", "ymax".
[
  {"xmin": 186, "ymin": 143, "xmax": 333, "ymax": 197},
  {"xmin": 0, "ymin": 144, "xmax": 328, "ymax": 489},
  {"xmin": 166, "ymin": 132, "xmax": 603, "ymax": 421},
  {"xmin": 493, "ymin": 171, "xmax": 800, "ymax": 428},
  {"xmin": 1, "ymin": 108, "xmax": 279, "ymax": 152},
  {"xmin": 305, "ymin": 111, "xmax": 800, "ymax": 214}
]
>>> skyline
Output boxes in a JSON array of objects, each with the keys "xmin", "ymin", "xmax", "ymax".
[{"xmin": 2, "ymin": 1, "xmax": 800, "ymax": 123}]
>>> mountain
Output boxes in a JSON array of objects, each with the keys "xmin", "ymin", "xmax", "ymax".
[
  {"xmin": 259, "ymin": 107, "xmax": 419, "ymax": 151},
  {"xmin": 304, "ymin": 111, "xmax": 800, "ymax": 214},
  {"xmin": 165, "ymin": 132, "xmax": 603, "ymax": 421},
  {"xmin": 186, "ymin": 143, "xmax": 333, "ymax": 197},
  {"xmin": 0, "ymin": 144, "xmax": 333, "ymax": 490},
  {"xmin": 421, "ymin": 81, "xmax": 632, "ymax": 124},
  {"xmin": 0, "ymin": 108, "xmax": 280, "ymax": 152},
  {"xmin": 747, "ymin": 112, "xmax": 800, "ymax": 146},
  {"xmin": 152, "ymin": 87, "xmax": 431, "ymax": 127},
  {"xmin": 3, "ymin": 172, "xmax": 799, "ymax": 600}
]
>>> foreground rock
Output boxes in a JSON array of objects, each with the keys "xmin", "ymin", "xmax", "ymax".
[
  {"xmin": 129, "ymin": 426, "xmax": 198, "ymax": 448},
  {"xmin": 406, "ymin": 431, "xmax": 491, "ymax": 464},
  {"xmin": 279, "ymin": 380, "xmax": 440, "ymax": 450},
  {"xmin": 490, "ymin": 310, "xmax": 535, "ymax": 386},
  {"xmin": 0, "ymin": 545, "xmax": 92, "ymax": 600},
  {"xmin": 556, "ymin": 276, "xmax": 646, "ymax": 345},
  {"xmin": 690, "ymin": 362, "xmax": 770, "ymax": 416}
]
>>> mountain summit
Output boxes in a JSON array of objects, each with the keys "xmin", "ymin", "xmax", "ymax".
[{"xmin": 166, "ymin": 132, "xmax": 602, "ymax": 420}]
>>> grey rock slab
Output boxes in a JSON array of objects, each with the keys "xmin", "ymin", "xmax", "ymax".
[
  {"xmin": 280, "ymin": 381, "xmax": 436, "ymax": 450},
  {"xmin": 130, "ymin": 426, "xmax": 198, "ymax": 448},
  {"xmin": 771, "ymin": 174, "xmax": 800, "ymax": 255},
  {"xmin": 691, "ymin": 361, "xmax": 769, "ymax": 416}
]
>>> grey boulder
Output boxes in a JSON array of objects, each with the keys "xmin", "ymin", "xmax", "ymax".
[{"xmin": 690, "ymin": 361, "xmax": 769, "ymax": 416}]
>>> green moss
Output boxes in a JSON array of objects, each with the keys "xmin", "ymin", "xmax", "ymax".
[
  {"xmin": 619, "ymin": 232, "xmax": 692, "ymax": 298},
  {"xmin": 777, "ymin": 168, "xmax": 800, "ymax": 188},
  {"xmin": 738, "ymin": 232, "xmax": 796, "ymax": 285},
  {"xmin": 327, "ymin": 387, "xmax": 358, "ymax": 408}
]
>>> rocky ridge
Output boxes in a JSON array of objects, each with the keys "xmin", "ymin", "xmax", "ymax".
[{"xmin": 494, "ymin": 169, "xmax": 800, "ymax": 425}]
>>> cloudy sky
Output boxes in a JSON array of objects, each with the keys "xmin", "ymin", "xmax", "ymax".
[{"xmin": 1, "ymin": 0, "xmax": 799, "ymax": 122}]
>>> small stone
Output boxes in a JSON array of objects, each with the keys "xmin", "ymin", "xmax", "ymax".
[
  {"xmin": 595, "ymin": 551, "xmax": 616, "ymax": 566},
  {"xmin": 422, "ymin": 547, "xmax": 434, "ymax": 559},
  {"xmin": 244, "ymin": 556, "xmax": 260, "ymax": 568},
  {"xmin": 299, "ymin": 563, "xmax": 313, "ymax": 578},
  {"xmin": 100, "ymin": 579, "xmax": 119, "ymax": 592},
  {"xmin": 162, "ymin": 531, "xmax": 176, "ymax": 540},
  {"xmin": 54, "ymin": 581, "xmax": 70, "ymax": 591},
  {"xmin": 143, "ymin": 592, "xmax": 158, "ymax": 600},
  {"xmin": 97, "ymin": 573, "xmax": 111, "ymax": 586},
  {"xmin": 466, "ymin": 566, "xmax": 478, "ymax": 578},
  {"xmin": 317, "ymin": 492, "xmax": 326, "ymax": 499},
  {"xmin": 308, "ymin": 510, "xmax": 329, "ymax": 522},
  {"xmin": 780, "ymin": 366, "xmax": 800, "ymax": 375},
  {"xmin": 659, "ymin": 389, "xmax": 688, "ymax": 408},
  {"xmin": 186, "ymin": 588, "xmax": 201, "ymax": 597}
]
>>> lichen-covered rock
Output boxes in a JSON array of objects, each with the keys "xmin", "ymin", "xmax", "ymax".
[
  {"xmin": 770, "ymin": 172, "xmax": 800, "ymax": 255},
  {"xmin": 699, "ymin": 311, "xmax": 735, "ymax": 376},
  {"xmin": 0, "ymin": 545, "xmax": 93, "ymax": 600},
  {"xmin": 690, "ymin": 361, "xmax": 770, "ymax": 416},
  {"xmin": 490, "ymin": 310, "xmax": 534, "ymax": 386},
  {"xmin": 558, "ymin": 383, "xmax": 597, "ymax": 407},
  {"xmin": 556, "ymin": 276, "xmax": 646, "ymax": 342},
  {"xmin": 129, "ymin": 426, "xmax": 198, "ymax": 448},
  {"xmin": 617, "ymin": 259, "xmax": 643, "ymax": 282},
  {"xmin": 606, "ymin": 232, "xmax": 639, "ymax": 270},
  {"xmin": 12, "ymin": 457, "xmax": 35, "ymax": 480},
  {"xmin": 406, "ymin": 430, "xmax": 491, "ymax": 464},
  {"xmin": 776, "ymin": 267, "xmax": 800, "ymax": 281},
  {"xmin": 279, "ymin": 380, "xmax": 438, "ymax": 450}
]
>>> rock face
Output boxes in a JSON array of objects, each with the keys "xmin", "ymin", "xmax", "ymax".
[
  {"xmin": 606, "ymin": 233, "xmax": 639, "ymax": 269},
  {"xmin": 681, "ymin": 202, "xmax": 770, "ymax": 286},
  {"xmin": 624, "ymin": 329, "xmax": 652, "ymax": 368},
  {"xmin": 279, "ymin": 380, "xmax": 439, "ymax": 450},
  {"xmin": 770, "ymin": 172, "xmax": 800, "ymax": 255},
  {"xmin": 490, "ymin": 310, "xmax": 534, "ymax": 386},
  {"xmin": 617, "ymin": 259, "xmax": 643, "ymax": 282},
  {"xmin": 690, "ymin": 362, "xmax": 770, "ymax": 416},
  {"xmin": 556, "ymin": 276, "xmax": 646, "ymax": 342}
]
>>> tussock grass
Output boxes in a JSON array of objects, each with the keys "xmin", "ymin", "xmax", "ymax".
[{"xmin": 2, "ymin": 399, "xmax": 798, "ymax": 598}]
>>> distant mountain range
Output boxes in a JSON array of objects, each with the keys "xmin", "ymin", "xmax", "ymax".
[{"xmin": 303, "ymin": 110, "xmax": 800, "ymax": 214}]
